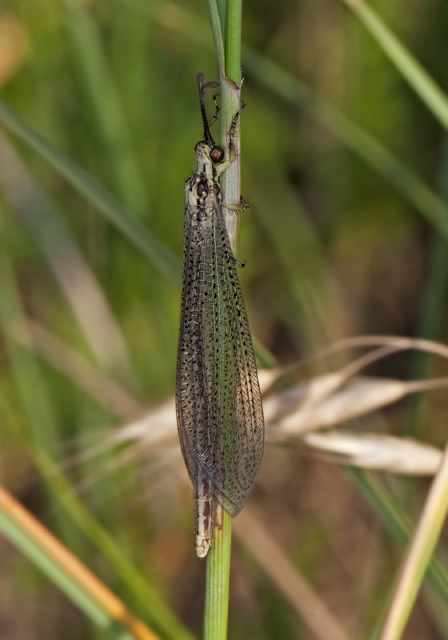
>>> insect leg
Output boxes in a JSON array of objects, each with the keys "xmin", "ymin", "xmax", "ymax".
[
  {"xmin": 227, "ymin": 102, "xmax": 246, "ymax": 164},
  {"xmin": 207, "ymin": 93, "xmax": 221, "ymax": 128},
  {"xmin": 225, "ymin": 196, "xmax": 251, "ymax": 212},
  {"xmin": 229, "ymin": 102, "xmax": 246, "ymax": 145}
]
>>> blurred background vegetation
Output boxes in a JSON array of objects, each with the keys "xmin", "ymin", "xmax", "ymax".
[{"xmin": 1, "ymin": 0, "xmax": 448, "ymax": 638}]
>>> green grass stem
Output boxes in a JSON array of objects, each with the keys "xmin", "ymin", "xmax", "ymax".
[
  {"xmin": 203, "ymin": 510, "xmax": 233, "ymax": 640},
  {"xmin": 342, "ymin": 0, "xmax": 448, "ymax": 129},
  {"xmin": 203, "ymin": 1, "xmax": 243, "ymax": 638}
]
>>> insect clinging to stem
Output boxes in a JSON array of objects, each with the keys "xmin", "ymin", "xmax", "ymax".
[{"xmin": 175, "ymin": 73, "xmax": 264, "ymax": 558}]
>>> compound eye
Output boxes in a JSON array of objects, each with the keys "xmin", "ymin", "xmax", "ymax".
[{"xmin": 210, "ymin": 145, "xmax": 225, "ymax": 164}]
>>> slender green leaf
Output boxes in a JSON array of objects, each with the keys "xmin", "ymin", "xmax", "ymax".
[
  {"xmin": 0, "ymin": 493, "xmax": 139, "ymax": 640},
  {"xmin": 341, "ymin": 0, "xmax": 448, "ymax": 129},
  {"xmin": 0, "ymin": 101, "xmax": 181, "ymax": 283}
]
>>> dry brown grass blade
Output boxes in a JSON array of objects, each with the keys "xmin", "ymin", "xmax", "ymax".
[
  {"xmin": 380, "ymin": 444, "xmax": 448, "ymax": 639},
  {"xmin": 261, "ymin": 335, "xmax": 448, "ymax": 395},
  {"xmin": 12, "ymin": 322, "xmax": 448, "ymax": 635},
  {"xmin": 299, "ymin": 335, "xmax": 448, "ymax": 372},
  {"xmin": 321, "ymin": 335, "xmax": 448, "ymax": 360},
  {"xmin": 14, "ymin": 319, "xmax": 448, "ymax": 476},
  {"xmin": 0, "ymin": 486, "xmax": 160, "ymax": 640},
  {"xmin": 0, "ymin": 131, "xmax": 137, "ymax": 383},
  {"xmin": 11, "ymin": 318, "xmax": 144, "ymax": 419},
  {"xmin": 266, "ymin": 375, "xmax": 448, "ymax": 439},
  {"xmin": 109, "ymin": 374, "xmax": 447, "ymax": 476},
  {"xmin": 302, "ymin": 432, "xmax": 442, "ymax": 475}
]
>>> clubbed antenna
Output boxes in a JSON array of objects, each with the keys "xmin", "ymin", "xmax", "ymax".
[{"xmin": 196, "ymin": 73, "xmax": 219, "ymax": 146}]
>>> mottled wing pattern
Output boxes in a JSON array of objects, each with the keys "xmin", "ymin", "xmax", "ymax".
[
  {"xmin": 176, "ymin": 196, "xmax": 264, "ymax": 516},
  {"xmin": 176, "ymin": 206, "xmax": 209, "ymax": 490},
  {"xmin": 204, "ymin": 201, "xmax": 264, "ymax": 514}
]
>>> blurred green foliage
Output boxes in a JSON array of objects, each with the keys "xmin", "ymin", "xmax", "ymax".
[{"xmin": 2, "ymin": 0, "xmax": 448, "ymax": 638}]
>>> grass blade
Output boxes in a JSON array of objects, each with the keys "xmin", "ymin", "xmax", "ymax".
[
  {"xmin": 0, "ymin": 101, "xmax": 180, "ymax": 283},
  {"xmin": 0, "ymin": 486, "xmax": 157, "ymax": 640},
  {"xmin": 342, "ymin": 0, "xmax": 448, "ymax": 128}
]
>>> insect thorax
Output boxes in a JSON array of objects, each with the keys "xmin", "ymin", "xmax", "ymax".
[{"xmin": 185, "ymin": 172, "xmax": 222, "ymax": 223}]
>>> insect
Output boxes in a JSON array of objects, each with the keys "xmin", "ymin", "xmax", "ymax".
[{"xmin": 175, "ymin": 73, "xmax": 265, "ymax": 558}]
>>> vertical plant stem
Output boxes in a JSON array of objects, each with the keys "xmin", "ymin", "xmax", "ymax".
[
  {"xmin": 219, "ymin": 0, "xmax": 243, "ymax": 245},
  {"xmin": 347, "ymin": 468, "xmax": 448, "ymax": 596},
  {"xmin": 203, "ymin": 1, "xmax": 243, "ymax": 639},
  {"xmin": 224, "ymin": 0, "xmax": 242, "ymax": 82},
  {"xmin": 203, "ymin": 509, "xmax": 233, "ymax": 639},
  {"xmin": 380, "ymin": 445, "xmax": 448, "ymax": 640},
  {"xmin": 407, "ymin": 136, "xmax": 448, "ymax": 437}
]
